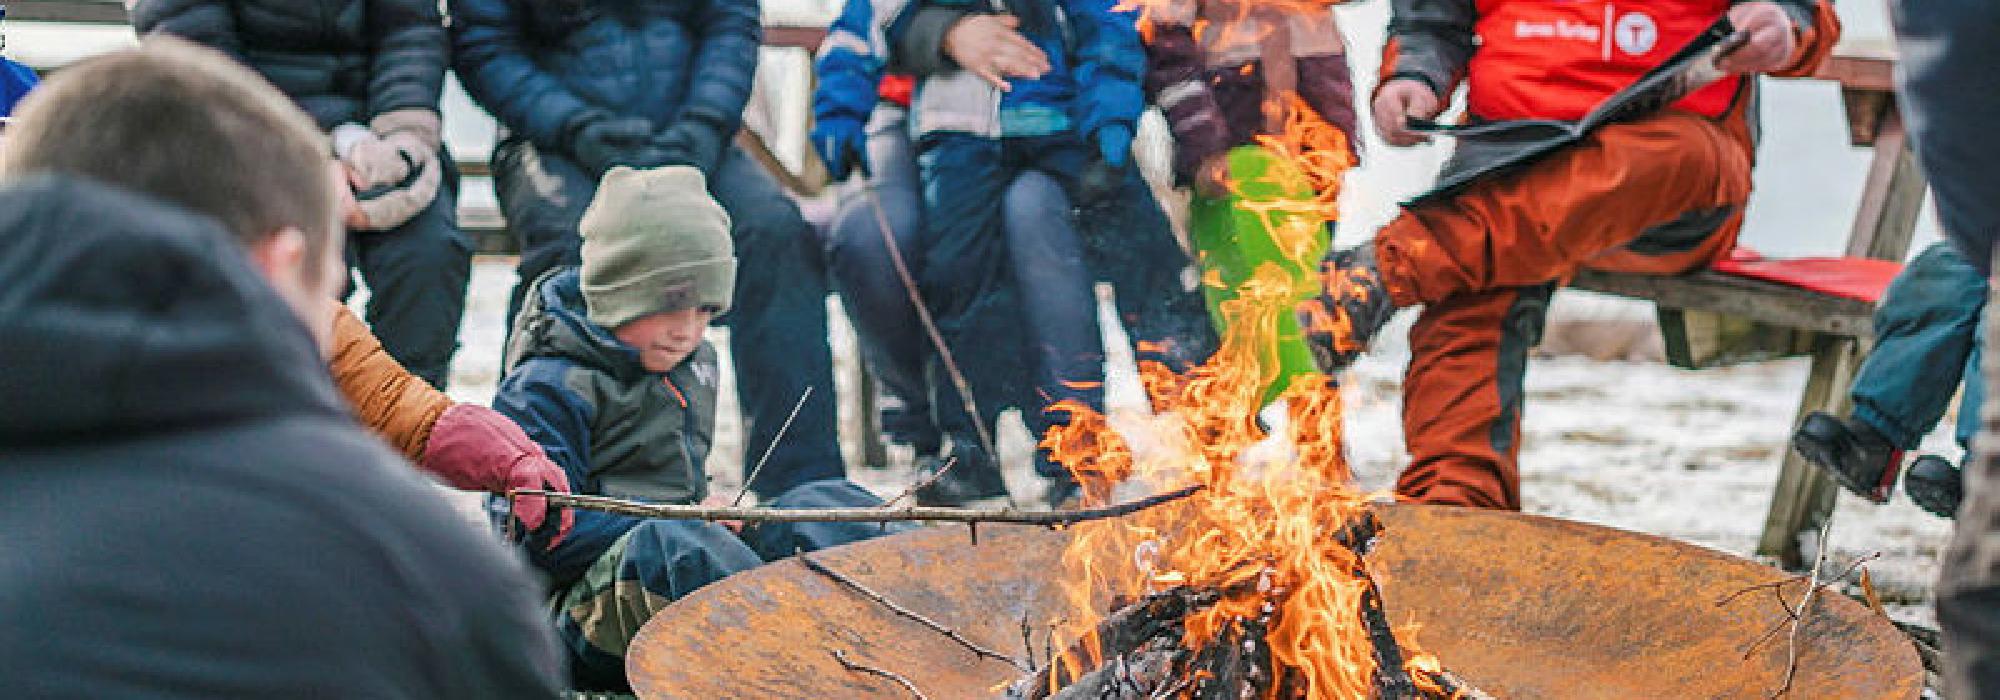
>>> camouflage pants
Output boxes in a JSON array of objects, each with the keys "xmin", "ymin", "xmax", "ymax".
[{"xmin": 555, "ymin": 479, "xmax": 898, "ymax": 690}]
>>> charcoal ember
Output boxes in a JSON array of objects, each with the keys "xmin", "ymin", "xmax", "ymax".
[{"xmin": 1046, "ymin": 647, "xmax": 1185, "ymax": 700}]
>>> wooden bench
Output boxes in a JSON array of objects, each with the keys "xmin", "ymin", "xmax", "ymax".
[{"xmin": 1568, "ymin": 41, "xmax": 1921, "ymax": 568}]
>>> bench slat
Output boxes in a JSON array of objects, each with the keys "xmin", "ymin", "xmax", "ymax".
[{"xmin": 1570, "ymin": 268, "xmax": 1875, "ymax": 338}]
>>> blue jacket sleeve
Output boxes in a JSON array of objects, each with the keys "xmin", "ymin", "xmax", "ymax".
[
  {"xmin": 448, "ymin": 0, "xmax": 597, "ymax": 151},
  {"xmin": 0, "ymin": 60, "xmax": 36, "ymax": 118},
  {"xmin": 491, "ymin": 358, "xmax": 597, "ymax": 493},
  {"xmin": 671, "ymin": 0, "xmax": 762, "ymax": 145},
  {"xmin": 1066, "ymin": 0, "xmax": 1148, "ymax": 142},
  {"xmin": 130, "ymin": 0, "xmax": 246, "ymax": 59},
  {"xmin": 813, "ymin": 0, "xmax": 892, "ymax": 129}
]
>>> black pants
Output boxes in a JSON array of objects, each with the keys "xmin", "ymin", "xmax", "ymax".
[{"xmin": 345, "ymin": 155, "xmax": 470, "ymax": 389}]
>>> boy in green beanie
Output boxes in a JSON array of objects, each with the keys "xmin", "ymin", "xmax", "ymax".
[{"xmin": 493, "ymin": 166, "xmax": 895, "ymax": 691}]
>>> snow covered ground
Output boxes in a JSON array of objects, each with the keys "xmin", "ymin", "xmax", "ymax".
[{"xmin": 437, "ymin": 260, "xmax": 1955, "ymax": 625}]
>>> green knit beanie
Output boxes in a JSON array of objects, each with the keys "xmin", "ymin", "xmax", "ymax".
[{"xmin": 579, "ymin": 166, "xmax": 737, "ymax": 329}]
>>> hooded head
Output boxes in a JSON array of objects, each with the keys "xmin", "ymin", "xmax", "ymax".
[{"xmin": 578, "ymin": 166, "xmax": 736, "ymax": 372}]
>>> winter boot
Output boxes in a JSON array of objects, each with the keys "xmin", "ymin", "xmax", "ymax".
[
  {"xmin": 1792, "ymin": 412, "xmax": 1903, "ymax": 503},
  {"xmin": 913, "ymin": 438, "xmax": 1010, "ymax": 506},
  {"xmin": 1298, "ymin": 243, "xmax": 1396, "ymax": 373},
  {"xmin": 1904, "ymin": 455, "xmax": 1964, "ymax": 519}
]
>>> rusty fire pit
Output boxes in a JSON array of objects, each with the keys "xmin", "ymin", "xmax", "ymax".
[{"xmin": 627, "ymin": 505, "xmax": 1921, "ymax": 698}]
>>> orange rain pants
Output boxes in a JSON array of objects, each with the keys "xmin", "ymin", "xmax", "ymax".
[{"xmin": 1379, "ymin": 106, "xmax": 1754, "ymax": 510}]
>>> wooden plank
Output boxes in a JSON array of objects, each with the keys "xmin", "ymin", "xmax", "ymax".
[
  {"xmin": 1845, "ymin": 112, "xmax": 1927, "ymax": 262},
  {"xmin": 1814, "ymin": 39, "xmax": 1898, "ymax": 93},
  {"xmin": 1657, "ymin": 309, "xmax": 1815, "ymax": 369},
  {"xmin": 1569, "ymin": 269, "xmax": 1876, "ymax": 338},
  {"xmin": 1838, "ymin": 88, "xmax": 1892, "ymax": 148},
  {"xmin": 762, "ymin": 25, "xmax": 828, "ymax": 51},
  {"xmin": 1756, "ymin": 335, "xmax": 1860, "ymax": 568},
  {"xmin": 5, "ymin": 0, "xmax": 127, "ymax": 24}
]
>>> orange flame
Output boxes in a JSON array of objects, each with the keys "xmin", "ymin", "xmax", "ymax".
[{"xmin": 1036, "ymin": 88, "xmax": 1441, "ymax": 697}]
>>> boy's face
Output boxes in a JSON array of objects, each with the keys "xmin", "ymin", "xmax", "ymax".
[{"xmin": 614, "ymin": 307, "xmax": 715, "ymax": 373}]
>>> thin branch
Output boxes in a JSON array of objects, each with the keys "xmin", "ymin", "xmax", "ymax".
[
  {"xmin": 885, "ymin": 456, "xmax": 959, "ymax": 508},
  {"xmin": 832, "ymin": 649, "xmax": 929, "ymax": 700},
  {"xmin": 734, "ymin": 386, "xmax": 815, "ymax": 506},
  {"xmin": 802, "ymin": 555, "xmax": 1032, "ymax": 672},
  {"xmin": 511, "ymin": 484, "xmax": 1203, "ymax": 526}
]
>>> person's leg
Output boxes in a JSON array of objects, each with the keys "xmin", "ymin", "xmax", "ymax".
[
  {"xmin": 492, "ymin": 136, "xmax": 597, "ymax": 329},
  {"xmin": 552, "ymin": 520, "xmax": 762, "ymax": 690},
  {"xmin": 1395, "ymin": 285, "xmax": 1553, "ymax": 510},
  {"xmin": 914, "ymin": 134, "xmax": 1021, "ymax": 502},
  {"xmin": 825, "ymin": 107, "xmax": 938, "ymax": 454},
  {"xmin": 350, "ymin": 154, "xmax": 470, "ymax": 389},
  {"xmin": 1001, "ymin": 169, "xmax": 1105, "ymax": 441},
  {"xmin": 738, "ymin": 479, "xmax": 908, "ymax": 560},
  {"xmin": 1844, "ymin": 243, "xmax": 1992, "ymax": 448},
  {"xmin": 709, "ymin": 146, "xmax": 846, "ymax": 498},
  {"xmin": 1372, "ymin": 110, "xmax": 1750, "ymax": 306}
]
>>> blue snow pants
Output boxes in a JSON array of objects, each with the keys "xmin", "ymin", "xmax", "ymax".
[
  {"xmin": 493, "ymin": 139, "xmax": 845, "ymax": 498},
  {"xmin": 1851, "ymin": 242, "xmax": 1988, "ymax": 450}
]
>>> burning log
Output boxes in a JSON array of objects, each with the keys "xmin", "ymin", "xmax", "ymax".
[{"xmin": 1002, "ymin": 510, "xmax": 1488, "ymax": 700}]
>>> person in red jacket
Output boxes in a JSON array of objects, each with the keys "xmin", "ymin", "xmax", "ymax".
[{"xmin": 1299, "ymin": 0, "xmax": 1841, "ymax": 510}]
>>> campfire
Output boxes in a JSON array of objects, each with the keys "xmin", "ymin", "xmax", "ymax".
[{"xmin": 1008, "ymin": 84, "xmax": 1469, "ymax": 697}]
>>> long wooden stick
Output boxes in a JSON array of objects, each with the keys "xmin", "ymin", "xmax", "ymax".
[{"xmin": 509, "ymin": 484, "xmax": 1203, "ymax": 526}]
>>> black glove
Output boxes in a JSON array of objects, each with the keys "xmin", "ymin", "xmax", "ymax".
[
  {"xmin": 565, "ymin": 113, "xmax": 658, "ymax": 176},
  {"xmin": 654, "ymin": 121, "xmax": 727, "ymax": 177}
]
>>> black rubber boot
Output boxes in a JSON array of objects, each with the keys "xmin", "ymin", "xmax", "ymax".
[
  {"xmin": 913, "ymin": 441, "xmax": 1010, "ymax": 506},
  {"xmin": 1904, "ymin": 455, "xmax": 1963, "ymax": 519},
  {"xmin": 1298, "ymin": 244, "xmax": 1397, "ymax": 373},
  {"xmin": 1792, "ymin": 412, "xmax": 1903, "ymax": 503}
]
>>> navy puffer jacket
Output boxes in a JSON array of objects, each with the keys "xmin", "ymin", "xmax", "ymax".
[
  {"xmin": 450, "ymin": 0, "xmax": 760, "ymax": 160},
  {"xmin": 132, "ymin": 0, "xmax": 446, "ymax": 130}
]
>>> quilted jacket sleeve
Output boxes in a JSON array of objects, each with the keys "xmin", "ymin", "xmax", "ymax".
[
  {"xmin": 1379, "ymin": 0, "xmax": 1475, "ymax": 100},
  {"xmin": 364, "ymin": 0, "xmax": 448, "ymax": 118},
  {"xmin": 670, "ymin": 0, "xmax": 763, "ymax": 152},
  {"xmin": 327, "ymin": 305, "xmax": 452, "ymax": 463},
  {"xmin": 491, "ymin": 357, "xmax": 597, "ymax": 493},
  {"xmin": 449, "ymin": 0, "xmax": 597, "ymax": 150},
  {"xmin": 814, "ymin": 0, "xmax": 899, "ymax": 129},
  {"xmin": 1066, "ymin": 0, "xmax": 1149, "ymax": 142},
  {"xmin": 131, "ymin": 0, "xmax": 247, "ymax": 59}
]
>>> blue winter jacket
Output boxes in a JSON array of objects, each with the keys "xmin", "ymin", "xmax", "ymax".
[
  {"xmin": 492, "ymin": 268, "xmax": 723, "ymax": 584},
  {"xmin": 854, "ymin": 0, "xmax": 1144, "ymax": 140},
  {"xmin": 0, "ymin": 58, "xmax": 37, "ymax": 118},
  {"xmin": 813, "ymin": 0, "xmax": 910, "ymax": 133},
  {"xmin": 449, "ymin": 0, "xmax": 760, "ymax": 161}
]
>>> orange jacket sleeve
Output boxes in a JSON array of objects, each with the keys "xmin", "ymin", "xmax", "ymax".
[
  {"xmin": 1770, "ymin": 0, "xmax": 1842, "ymax": 78},
  {"xmin": 328, "ymin": 305, "xmax": 452, "ymax": 462}
]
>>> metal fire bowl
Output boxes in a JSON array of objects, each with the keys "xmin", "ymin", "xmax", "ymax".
[{"xmin": 628, "ymin": 505, "xmax": 1922, "ymax": 699}]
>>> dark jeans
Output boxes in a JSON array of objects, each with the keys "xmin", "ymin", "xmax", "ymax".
[
  {"xmin": 547, "ymin": 479, "xmax": 899, "ymax": 690},
  {"xmin": 1851, "ymin": 243, "xmax": 1987, "ymax": 450},
  {"xmin": 918, "ymin": 132, "xmax": 1215, "ymax": 475},
  {"xmin": 494, "ymin": 138, "xmax": 844, "ymax": 497},
  {"xmin": 344, "ymin": 154, "xmax": 470, "ymax": 389}
]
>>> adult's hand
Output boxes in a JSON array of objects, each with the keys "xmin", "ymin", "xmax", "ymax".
[
  {"xmin": 568, "ymin": 114, "xmax": 659, "ymax": 176},
  {"xmin": 1372, "ymin": 78, "xmax": 1442, "ymax": 147},
  {"xmin": 1717, "ymin": 2, "xmax": 1799, "ymax": 75},
  {"xmin": 944, "ymin": 14, "xmax": 1051, "ymax": 91},
  {"xmin": 422, "ymin": 404, "xmax": 577, "ymax": 548}
]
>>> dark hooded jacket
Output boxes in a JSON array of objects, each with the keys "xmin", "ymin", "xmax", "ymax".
[
  {"xmin": 494, "ymin": 267, "xmax": 720, "ymax": 583},
  {"xmin": 131, "ymin": 0, "xmax": 446, "ymax": 129},
  {"xmin": 0, "ymin": 176, "xmax": 562, "ymax": 698}
]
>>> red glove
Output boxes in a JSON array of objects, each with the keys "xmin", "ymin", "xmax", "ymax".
[{"xmin": 422, "ymin": 403, "xmax": 575, "ymax": 547}]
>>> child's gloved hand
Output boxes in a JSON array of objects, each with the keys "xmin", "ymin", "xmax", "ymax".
[
  {"xmin": 423, "ymin": 404, "xmax": 577, "ymax": 549},
  {"xmin": 1095, "ymin": 124, "xmax": 1133, "ymax": 169},
  {"xmin": 812, "ymin": 117, "xmax": 870, "ymax": 181}
]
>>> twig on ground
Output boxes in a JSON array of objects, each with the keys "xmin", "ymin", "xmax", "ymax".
[
  {"xmin": 885, "ymin": 456, "xmax": 959, "ymax": 508},
  {"xmin": 832, "ymin": 649, "xmax": 929, "ymax": 700},
  {"xmin": 734, "ymin": 386, "xmax": 815, "ymax": 506},
  {"xmin": 803, "ymin": 555, "xmax": 1031, "ymax": 671},
  {"xmin": 512, "ymin": 484, "xmax": 1202, "ymax": 526},
  {"xmin": 1714, "ymin": 512, "xmax": 1882, "ymax": 699}
]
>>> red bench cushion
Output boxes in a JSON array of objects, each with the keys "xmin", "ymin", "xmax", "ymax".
[{"xmin": 1708, "ymin": 247, "xmax": 1902, "ymax": 304}]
